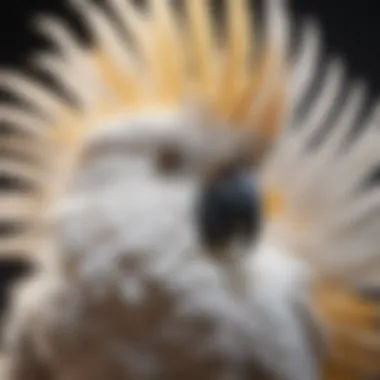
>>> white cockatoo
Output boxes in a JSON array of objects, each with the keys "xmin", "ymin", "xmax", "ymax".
[{"xmin": 0, "ymin": 1, "xmax": 379, "ymax": 379}]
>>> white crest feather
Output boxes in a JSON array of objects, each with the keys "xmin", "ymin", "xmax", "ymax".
[{"xmin": 263, "ymin": 29, "xmax": 380, "ymax": 286}]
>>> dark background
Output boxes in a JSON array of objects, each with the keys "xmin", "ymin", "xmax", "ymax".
[{"xmin": 0, "ymin": 0, "xmax": 379, "ymax": 319}]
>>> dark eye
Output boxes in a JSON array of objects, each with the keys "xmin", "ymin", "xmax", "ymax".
[{"xmin": 156, "ymin": 146, "xmax": 186, "ymax": 176}]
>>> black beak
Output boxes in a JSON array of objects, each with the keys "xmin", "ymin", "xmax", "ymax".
[{"xmin": 197, "ymin": 169, "xmax": 261, "ymax": 250}]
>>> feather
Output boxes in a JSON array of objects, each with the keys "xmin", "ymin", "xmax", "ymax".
[
  {"xmin": 184, "ymin": 0, "xmax": 218, "ymax": 101},
  {"xmin": 291, "ymin": 21, "xmax": 321, "ymax": 112},
  {"xmin": 216, "ymin": 0, "xmax": 253, "ymax": 117}
]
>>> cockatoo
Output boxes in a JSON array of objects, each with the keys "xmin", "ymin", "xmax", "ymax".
[{"xmin": 0, "ymin": 0, "xmax": 379, "ymax": 379}]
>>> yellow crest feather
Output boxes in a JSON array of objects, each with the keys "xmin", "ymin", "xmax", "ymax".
[
  {"xmin": 0, "ymin": 0, "xmax": 290, "ymax": 256},
  {"xmin": 46, "ymin": 0, "xmax": 290, "ymax": 146}
]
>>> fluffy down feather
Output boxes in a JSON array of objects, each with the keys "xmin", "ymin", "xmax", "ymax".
[{"xmin": 0, "ymin": 0, "xmax": 378, "ymax": 379}]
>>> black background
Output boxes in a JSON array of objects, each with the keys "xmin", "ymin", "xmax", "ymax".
[{"xmin": 0, "ymin": 0, "xmax": 379, "ymax": 316}]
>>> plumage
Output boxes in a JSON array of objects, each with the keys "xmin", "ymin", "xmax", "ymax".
[{"xmin": 0, "ymin": 0, "xmax": 379, "ymax": 379}]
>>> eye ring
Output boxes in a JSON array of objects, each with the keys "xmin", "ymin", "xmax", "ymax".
[{"xmin": 156, "ymin": 145, "xmax": 187, "ymax": 176}]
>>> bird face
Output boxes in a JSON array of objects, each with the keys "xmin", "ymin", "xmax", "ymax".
[
  {"xmin": 57, "ymin": 109, "xmax": 263, "ymax": 280},
  {"xmin": 43, "ymin": 109, "xmax": 282, "ymax": 380}
]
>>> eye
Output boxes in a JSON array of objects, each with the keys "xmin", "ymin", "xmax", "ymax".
[{"xmin": 156, "ymin": 145, "xmax": 187, "ymax": 176}]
